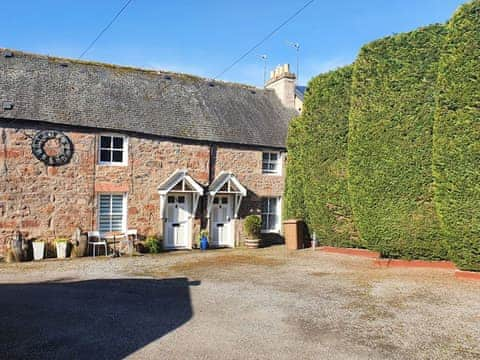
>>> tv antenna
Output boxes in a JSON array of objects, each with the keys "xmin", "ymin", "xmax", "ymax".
[
  {"xmin": 257, "ymin": 54, "xmax": 268, "ymax": 86},
  {"xmin": 286, "ymin": 41, "xmax": 300, "ymax": 82}
]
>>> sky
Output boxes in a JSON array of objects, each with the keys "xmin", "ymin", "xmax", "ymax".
[{"xmin": 1, "ymin": 0, "xmax": 466, "ymax": 87}]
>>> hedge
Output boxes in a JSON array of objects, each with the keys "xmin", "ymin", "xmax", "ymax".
[
  {"xmin": 348, "ymin": 25, "xmax": 448, "ymax": 259},
  {"xmin": 297, "ymin": 66, "xmax": 362, "ymax": 247},
  {"xmin": 284, "ymin": 116, "xmax": 307, "ymax": 221},
  {"xmin": 433, "ymin": 1, "xmax": 480, "ymax": 270}
]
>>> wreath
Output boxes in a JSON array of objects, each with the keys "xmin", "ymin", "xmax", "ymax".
[{"xmin": 31, "ymin": 130, "xmax": 73, "ymax": 166}]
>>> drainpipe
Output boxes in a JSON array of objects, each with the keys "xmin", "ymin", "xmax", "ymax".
[
  {"xmin": 205, "ymin": 144, "xmax": 217, "ymax": 234},
  {"xmin": 208, "ymin": 144, "xmax": 217, "ymax": 185}
]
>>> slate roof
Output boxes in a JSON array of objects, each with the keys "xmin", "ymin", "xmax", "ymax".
[
  {"xmin": 0, "ymin": 49, "xmax": 295, "ymax": 148},
  {"xmin": 295, "ymin": 86, "xmax": 307, "ymax": 102}
]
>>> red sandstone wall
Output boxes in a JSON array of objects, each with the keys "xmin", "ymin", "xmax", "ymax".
[{"xmin": 0, "ymin": 124, "xmax": 285, "ymax": 253}]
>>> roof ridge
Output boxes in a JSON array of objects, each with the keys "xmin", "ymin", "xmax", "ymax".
[{"xmin": 0, "ymin": 47, "xmax": 264, "ymax": 92}]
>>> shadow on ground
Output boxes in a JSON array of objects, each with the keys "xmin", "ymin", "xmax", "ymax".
[{"xmin": 0, "ymin": 277, "xmax": 199, "ymax": 359}]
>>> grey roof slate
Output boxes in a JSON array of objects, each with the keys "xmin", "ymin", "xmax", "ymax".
[
  {"xmin": 0, "ymin": 49, "xmax": 295, "ymax": 148},
  {"xmin": 295, "ymin": 85, "xmax": 307, "ymax": 101}
]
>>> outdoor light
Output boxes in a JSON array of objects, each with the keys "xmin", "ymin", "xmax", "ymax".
[{"xmin": 2, "ymin": 101, "xmax": 14, "ymax": 110}]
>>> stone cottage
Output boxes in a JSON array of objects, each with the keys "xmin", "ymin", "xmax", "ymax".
[{"xmin": 0, "ymin": 49, "xmax": 298, "ymax": 253}]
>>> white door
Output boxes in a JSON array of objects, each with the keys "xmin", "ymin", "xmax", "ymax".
[
  {"xmin": 211, "ymin": 195, "xmax": 233, "ymax": 247},
  {"xmin": 165, "ymin": 194, "xmax": 190, "ymax": 248}
]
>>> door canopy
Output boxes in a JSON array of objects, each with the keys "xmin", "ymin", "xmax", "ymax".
[
  {"xmin": 207, "ymin": 172, "xmax": 247, "ymax": 219},
  {"xmin": 158, "ymin": 169, "xmax": 204, "ymax": 219}
]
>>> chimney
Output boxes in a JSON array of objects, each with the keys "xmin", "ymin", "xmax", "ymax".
[{"xmin": 265, "ymin": 64, "xmax": 296, "ymax": 109}]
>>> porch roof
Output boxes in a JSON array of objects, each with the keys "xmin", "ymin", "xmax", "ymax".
[
  {"xmin": 208, "ymin": 172, "xmax": 247, "ymax": 197},
  {"xmin": 157, "ymin": 169, "xmax": 204, "ymax": 195}
]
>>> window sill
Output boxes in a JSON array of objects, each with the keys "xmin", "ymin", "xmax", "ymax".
[
  {"xmin": 98, "ymin": 162, "xmax": 128, "ymax": 167},
  {"xmin": 261, "ymin": 229, "xmax": 280, "ymax": 234}
]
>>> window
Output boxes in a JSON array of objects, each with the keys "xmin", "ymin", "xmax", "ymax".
[
  {"xmin": 261, "ymin": 197, "xmax": 281, "ymax": 232},
  {"xmin": 262, "ymin": 152, "xmax": 281, "ymax": 175},
  {"xmin": 98, "ymin": 194, "xmax": 126, "ymax": 233},
  {"xmin": 99, "ymin": 135, "xmax": 127, "ymax": 165}
]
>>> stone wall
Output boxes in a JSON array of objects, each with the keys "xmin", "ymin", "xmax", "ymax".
[
  {"xmin": 214, "ymin": 147, "xmax": 285, "ymax": 245},
  {"xmin": 0, "ymin": 121, "xmax": 285, "ymax": 254}
]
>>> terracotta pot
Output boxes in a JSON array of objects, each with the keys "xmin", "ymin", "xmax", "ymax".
[{"xmin": 244, "ymin": 238, "xmax": 261, "ymax": 249}]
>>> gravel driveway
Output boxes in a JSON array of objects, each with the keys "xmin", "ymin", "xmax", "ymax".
[{"xmin": 0, "ymin": 246, "xmax": 479, "ymax": 360}]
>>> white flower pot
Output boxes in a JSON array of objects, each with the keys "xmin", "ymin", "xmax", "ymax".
[
  {"xmin": 32, "ymin": 242, "xmax": 45, "ymax": 261},
  {"xmin": 56, "ymin": 242, "xmax": 67, "ymax": 259}
]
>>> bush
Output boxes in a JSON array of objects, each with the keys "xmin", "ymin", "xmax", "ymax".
[
  {"xmin": 433, "ymin": 0, "xmax": 480, "ymax": 270},
  {"xmin": 348, "ymin": 24, "xmax": 448, "ymax": 259},
  {"xmin": 144, "ymin": 236, "xmax": 162, "ymax": 254},
  {"xmin": 244, "ymin": 215, "xmax": 261, "ymax": 238},
  {"xmin": 299, "ymin": 65, "xmax": 362, "ymax": 248}
]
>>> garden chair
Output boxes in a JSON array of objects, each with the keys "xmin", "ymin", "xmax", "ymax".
[{"xmin": 87, "ymin": 231, "xmax": 108, "ymax": 257}]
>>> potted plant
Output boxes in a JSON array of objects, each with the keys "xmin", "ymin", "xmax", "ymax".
[
  {"xmin": 144, "ymin": 236, "xmax": 162, "ymax": 254},
  {"xmin": 199, "ymin": 230, "xmax": 209, "ymax": 251},
  {"xmin": 32, "ymin": 240, "xmax": 45, "ymax": 261},
  {"xmin": 55, "ymin": 238, "xmax": 68, "ymax": 259},
  {"xmin": 243, "ymin": 215, "xmax": 262, "ymax": 249}
]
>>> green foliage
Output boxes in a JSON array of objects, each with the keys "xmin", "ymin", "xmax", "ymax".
[
  {"xmin": 244, "ymin": 215, "xmax": 261, "ymax": 238},
  {"xmin": 348, "ymin": 25, "xmax": 448, "ymax": 260},
  {"xmin": 295, "ymin": 66, "xmax": 362, "ymax": 248},
  {"xmin": 284, "ymin": 116, "xmax": 307, "ymax": 220},
  {"xmin": 433, "ymin": 1, "xmax": 480, "ymax": 270},
  {"xmin": 144, "ymin": 236, "xmax": 162, "ymax": 254}
]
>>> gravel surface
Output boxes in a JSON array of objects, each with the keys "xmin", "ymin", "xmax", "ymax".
[{"xmin": 0, "ymin": 246, "xmax": 479, "ymax": 360}]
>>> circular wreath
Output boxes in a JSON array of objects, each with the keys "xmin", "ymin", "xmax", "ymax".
[{"xmin": 31, "ymin": 130, "xmax": 73, "ymax": 166}]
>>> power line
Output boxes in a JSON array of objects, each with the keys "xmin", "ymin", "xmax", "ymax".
[
  {"xmin": 212, "ymin": 0, "xmax": 314, "ymax": 80},
  {"xmin": 79, "ymin": 0, "xmax": 134, "ymax": 59}
]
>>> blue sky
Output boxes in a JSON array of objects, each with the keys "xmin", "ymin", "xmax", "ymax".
[{"xmin": 1, "ymin": 0, "xmax": 465, "ymax": 87}]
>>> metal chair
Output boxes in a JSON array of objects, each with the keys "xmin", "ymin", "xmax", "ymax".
[
  {"xmin": 127, "ymin": 229, "xmax": 138, "ymax": 242},
  {"xmin": 87, "ymin": 231, "xmax": 108, "ymax": 257}
]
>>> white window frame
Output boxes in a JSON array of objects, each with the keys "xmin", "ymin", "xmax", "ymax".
[
  {"xmin": 98, "ymin": 134, "xmax": 128, "ymax": 166},
  {"xmin": 261, "ymin": 196, "xmax": 281, "ymax": 233},
  {"xmin": 262, "ymin": 152, "xmax": 282, "ymax": 175},
  {"xmin": 97, "ymin": 193, "xmax": 128, "ymax": 234}
]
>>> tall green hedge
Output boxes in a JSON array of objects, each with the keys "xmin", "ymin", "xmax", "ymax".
[
  {"xmin": 299, "ymin": 66, "xmax": 362, "ymax": 247},
  {"xmin": 284, "ymin": 116, "xmax": 306, "ymax": 220},
  {"xmin": 348, "ymin": 25, "xmax": 448, "ymax": 259},
  {"xmin": 433, "ymin": 1, "xmax": 480, "ymax": 271}
]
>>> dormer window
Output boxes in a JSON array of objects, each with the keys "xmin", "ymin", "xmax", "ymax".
[
  {"xmin": 262, "ymin": 152, "xmax": 281, "ymax": 175},
  {"xmin": 99, "ymin": 135, "xmax": 128, "ymax": 165}
]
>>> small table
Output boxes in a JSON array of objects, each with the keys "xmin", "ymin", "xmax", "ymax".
[
  {"xmin": 104, "ymin": 232, "xmax": 124, "ymax": 258},
  {"xmin": 104, "ymin": 232, "xmax": 132, "ymax": 257}
]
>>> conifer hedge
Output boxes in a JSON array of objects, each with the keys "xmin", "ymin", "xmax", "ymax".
[
  {"xmin": 348, "ymin": 25, "xmax": 448, "ymax": 259},
  {"xmin": 284, "ymin": 116, "xmax": 306, "ymax": 221},
  {"xmin": 433, "ymin": 1, "xmax": 480, "ymax": 271},
  {"xmin": 299, "ymin": 66, "xmax": 362, "ymax": 247}
]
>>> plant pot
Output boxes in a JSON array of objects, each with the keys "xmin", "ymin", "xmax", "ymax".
[
  {"xmin": 71, "ymin": 228, "xmax": 87, "ymax": 257},
  {"xmin": 56, "ymin": 242, "xmax": 67, "ymax": 259},
  {"xmin": 200, "ymin": 236, "xmax": 209, "ymax": 250},
  {"xmin": 244, "ymin": 238, "xmax": 261, "ymax": 249},
  {"xmin": 10, "ymin": 236, "xmax": 24, "ymax": 262},
  {"xmin": 32, "ymin": 241, "xmax": 45, "ymax": 261}
]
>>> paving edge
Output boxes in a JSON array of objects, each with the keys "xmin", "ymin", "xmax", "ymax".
[
  {"xmin": 318, "ymin": 246, "xmax": 480, "ymax": 280},
  {"xmin": 455, "ymin": 270, "xmax": 480, "ymax": 281}
]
